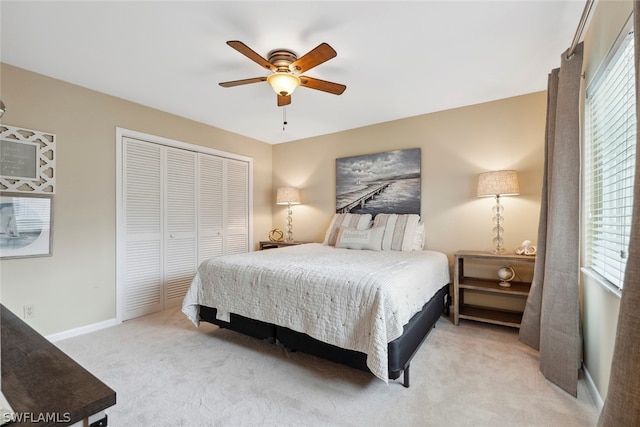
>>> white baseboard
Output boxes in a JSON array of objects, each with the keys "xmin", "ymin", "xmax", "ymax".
[
  {"xmin": 46, "ymin": 318, "xmax": 118, "ymax": 343},
  {"xmin": 583, "ymin": 364, "xmax": 604, "ymax": 410}
]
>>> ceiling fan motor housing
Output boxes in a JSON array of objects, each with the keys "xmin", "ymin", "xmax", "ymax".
[{"xmin": 268, "ymin": 50, "xmax": 299, "ymax": 72}]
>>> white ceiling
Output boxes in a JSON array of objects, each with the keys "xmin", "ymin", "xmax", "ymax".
[{"xmin": 1, "ymin": 1, "xmax": 585, "ymax": 145}]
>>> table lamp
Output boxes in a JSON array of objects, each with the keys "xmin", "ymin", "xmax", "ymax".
[
  {"xmin": 477, "ymin": 170, "xmax": 519, "ymax": 254},
  {"xmin": 276, "ymin": 187, "xmax": 301, "ymax": 242}
]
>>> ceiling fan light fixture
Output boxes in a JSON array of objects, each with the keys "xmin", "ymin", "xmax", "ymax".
[
  {"xmin": 220, "ymin": 41, "xmax": 345, "ymax": 105},
  {"xmin": 267, "ymin": 72, "xmax": 300, "ymax": 96}
]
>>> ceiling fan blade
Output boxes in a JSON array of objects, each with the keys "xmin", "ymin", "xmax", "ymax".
[
  {"xmin": 219, "ymin": 77, "xmax": 267, "ymax": 88},
  {"xmin": 289, "ymin": 43, "xmax": 337, "ymax": 74},
  {"xmin": 278, "ymin": 94, "xmax": 291, "ymax": 107},
  {"xmin": 227, "ymin": 40, "xmax": 276, "ymax": 71},
  {"xmin": 299, "ymin": 76, "xmax": 346, "ymax": 95}
]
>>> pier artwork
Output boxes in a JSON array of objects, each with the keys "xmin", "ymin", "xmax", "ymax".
[
  {"xmin": 336, "ymin": 182, "xmax": 391, "ymax": 214},
  {"xmin": 335, "ymin": 148, "xmax": 421, "ymax": 215}
]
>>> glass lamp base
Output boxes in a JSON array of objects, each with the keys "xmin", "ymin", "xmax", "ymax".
[{"xmin": 285, "ymin": 204, "xmax": 294, "ymax": 242}]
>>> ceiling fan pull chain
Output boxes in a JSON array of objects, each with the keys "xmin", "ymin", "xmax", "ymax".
[{"xmin": 283, "ymin": 106, "xmax": 288, "ymax": 131}]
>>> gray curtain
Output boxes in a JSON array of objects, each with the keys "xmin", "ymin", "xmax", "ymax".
[
  {"xmin": 597, "ymin": 3, "xmax": 640, "ymax": 425},
  {"xmin": 519, "ymin": 42, "xmax": 583, "ymax": 397}
]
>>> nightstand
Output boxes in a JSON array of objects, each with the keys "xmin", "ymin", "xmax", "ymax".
[
  {"xmin": 453, "ymin": 250, "xmax": 535, "ymax": 328},
  {"xmin": 258, "ymin": 241, "xmax": 306, "ymax": 250}
]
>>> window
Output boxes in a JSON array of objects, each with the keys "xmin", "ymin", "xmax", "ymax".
[{"xmin": 585, "ymin": 25, "xmax": 636, "ymax": 291}]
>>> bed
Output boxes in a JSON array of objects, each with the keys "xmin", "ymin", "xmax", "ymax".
[{"xmin": 182, "ymin": 213, "xmax": 451, "ymax": 387}]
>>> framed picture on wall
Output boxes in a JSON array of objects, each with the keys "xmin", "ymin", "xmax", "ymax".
[
  {"xmin": 0, "ymin": 139, "xmax": 40, "ymax": 180},
  {"xmin": 0, "ymin": 125, "xmax": 56, "ymax": 194},
  {"xmin": 335, "ymin": 148, "xmax": 421, "ymax": 215},
  {"xmin": 0, "ymin": 193, "xmax": 53, "ymax": 259}
]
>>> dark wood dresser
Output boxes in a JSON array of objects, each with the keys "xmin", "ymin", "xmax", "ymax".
[{"xmin": 1, "ymin": 304, "xmax": 116, "ymax": 426}]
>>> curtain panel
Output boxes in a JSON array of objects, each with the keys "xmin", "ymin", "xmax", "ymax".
[
  {"xmin": 597, "ymin": 3, "xmax": 640, "ymax": 425},
  {"xmin": 519, "ymin": 43, "xmax": 583, "ymax": 397}
]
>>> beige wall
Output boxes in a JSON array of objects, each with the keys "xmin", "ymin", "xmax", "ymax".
[
  {"xmin": 272, "ymin": 93, "xmax": 546, "ymax": 264},
  {"xmin": 580, "ymin": 0, "xmax": 631, "ymax": 402},
  {"xmin": 0, "ymin": 63, "xmax": 273, "ymax": 335}
]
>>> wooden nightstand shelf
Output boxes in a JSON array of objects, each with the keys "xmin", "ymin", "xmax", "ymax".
[
  {"xmin": 259, "ymin": 241, "xmax": 307, "ymax": 250},
  {"xmin": 453, "ymin": 250, "xmax": 536, "ymax": 328}
]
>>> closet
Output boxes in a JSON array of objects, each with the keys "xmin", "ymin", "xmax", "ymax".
[{"xmin": 116, "ymin": 129, "xmax": 252, "ymax": 321}]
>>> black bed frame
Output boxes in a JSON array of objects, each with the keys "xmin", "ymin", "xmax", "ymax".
[{"xmin": 198, "ymin": 284, "xmax": 449, "ymax": 388}]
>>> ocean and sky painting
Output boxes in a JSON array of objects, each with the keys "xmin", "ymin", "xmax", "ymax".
[{"xmin": 335, "ymin": 148, "xmax": 421, "ymax": 215}]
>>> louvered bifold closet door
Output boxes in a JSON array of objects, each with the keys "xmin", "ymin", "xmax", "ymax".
[
  {"xmin": 164, "ymin": 147, "xmax": 198, "ymax": 308},
  {"xmin": 122, "ymin": 138, "xmax": 163, "ymax": 320},
  {"xmin": 226, "ymin": 159, "xmax": 249, "ymax": 254},
  {"xmin": 198, "ymin": 154, "xmax": 224, "ymax": 263}
]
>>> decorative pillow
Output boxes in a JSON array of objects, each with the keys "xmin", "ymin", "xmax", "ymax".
[
  {"xmin": 373, "ymin": 213, "xmax": 422, "ymax": 251},
  {"xmin": 322, "ymin": 213, "xmax": 373, "ymax": 246},
  {"xmin": 335, "ymin": 226, "xmax": 384, "ymax": 251}
]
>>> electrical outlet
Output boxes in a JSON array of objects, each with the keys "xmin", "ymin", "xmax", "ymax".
[{"xmin": 23, "ymin": 304, "xmax": 35, "ymax": 319}]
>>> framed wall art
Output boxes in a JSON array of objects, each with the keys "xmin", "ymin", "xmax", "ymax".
[
  {"xmin": 335, "ymin": 148, "xmax": 421, "ymax": 215},
  {"xmin": 0, "ymin": 139, "xmax": 40, "ymax": 180},
  {"xmin": 0, "ymin": 125, "xmax": 56, "ymax": 194},
  {"xmin": 0, "ymin": 193, "xmax": 53, "ymax": 259}
]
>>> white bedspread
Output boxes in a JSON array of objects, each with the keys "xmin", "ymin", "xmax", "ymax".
[{"xmin": 182, "ymin": 243, "xmax": 450, "ymax": 382}]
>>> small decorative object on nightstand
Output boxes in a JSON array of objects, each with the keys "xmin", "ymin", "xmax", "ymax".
[
  {"xmin": 453, "ymin": 250, "xmax": 535, "ymax": 328},
  {"xmin": 497, "ymin": 266, "xmax": 516, "ymax": 287},
  {"xmin": 515, "ymin": 239, "xmax": 537, "ymax": 256},
  {"xmin": 268, "ymin": 228, "xmax": 284, "ymax": 242}
]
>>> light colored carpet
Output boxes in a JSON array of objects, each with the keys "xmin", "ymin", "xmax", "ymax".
[{"xmin": 55, "ymin": 308, "xmax": 599, "ymax": 427}]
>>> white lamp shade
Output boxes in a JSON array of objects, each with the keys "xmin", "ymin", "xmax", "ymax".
[
  {"xmin": 267, "ymin": 72, "xmax": 300, "ymax": 96},
  {"xmin": 477, "ymin": 170, "xmax": 520, "ymax": 197},
  {"xmin": 276, "ymin": 187, "xmax": 301, "ymax": 205}
]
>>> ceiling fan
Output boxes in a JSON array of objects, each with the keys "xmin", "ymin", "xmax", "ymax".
[{"xmin": 219, "ymin": 40, "xmax": 346, "ymax": 107}]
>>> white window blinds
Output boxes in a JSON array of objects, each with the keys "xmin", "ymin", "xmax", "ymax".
[{"xmin": 585, "ymin": 27, "xmax": 636, "ymax": 290}]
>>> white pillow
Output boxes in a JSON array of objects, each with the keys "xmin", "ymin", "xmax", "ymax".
[
  {"xmin": 335, "ymin": 226, "xmax": 384, "ymax": 251},
  {"xmin": 322, "ymin": 213, "xmax": 373, "ymax": 246},
  {"xmin": 412, "ymin": 221, "xmax": 426, "ymax": 250}
]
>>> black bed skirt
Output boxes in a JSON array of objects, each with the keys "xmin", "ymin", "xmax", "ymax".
[{"xmin": 198, "ymin": 284, "xmax": 450, "ymax": 383}]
